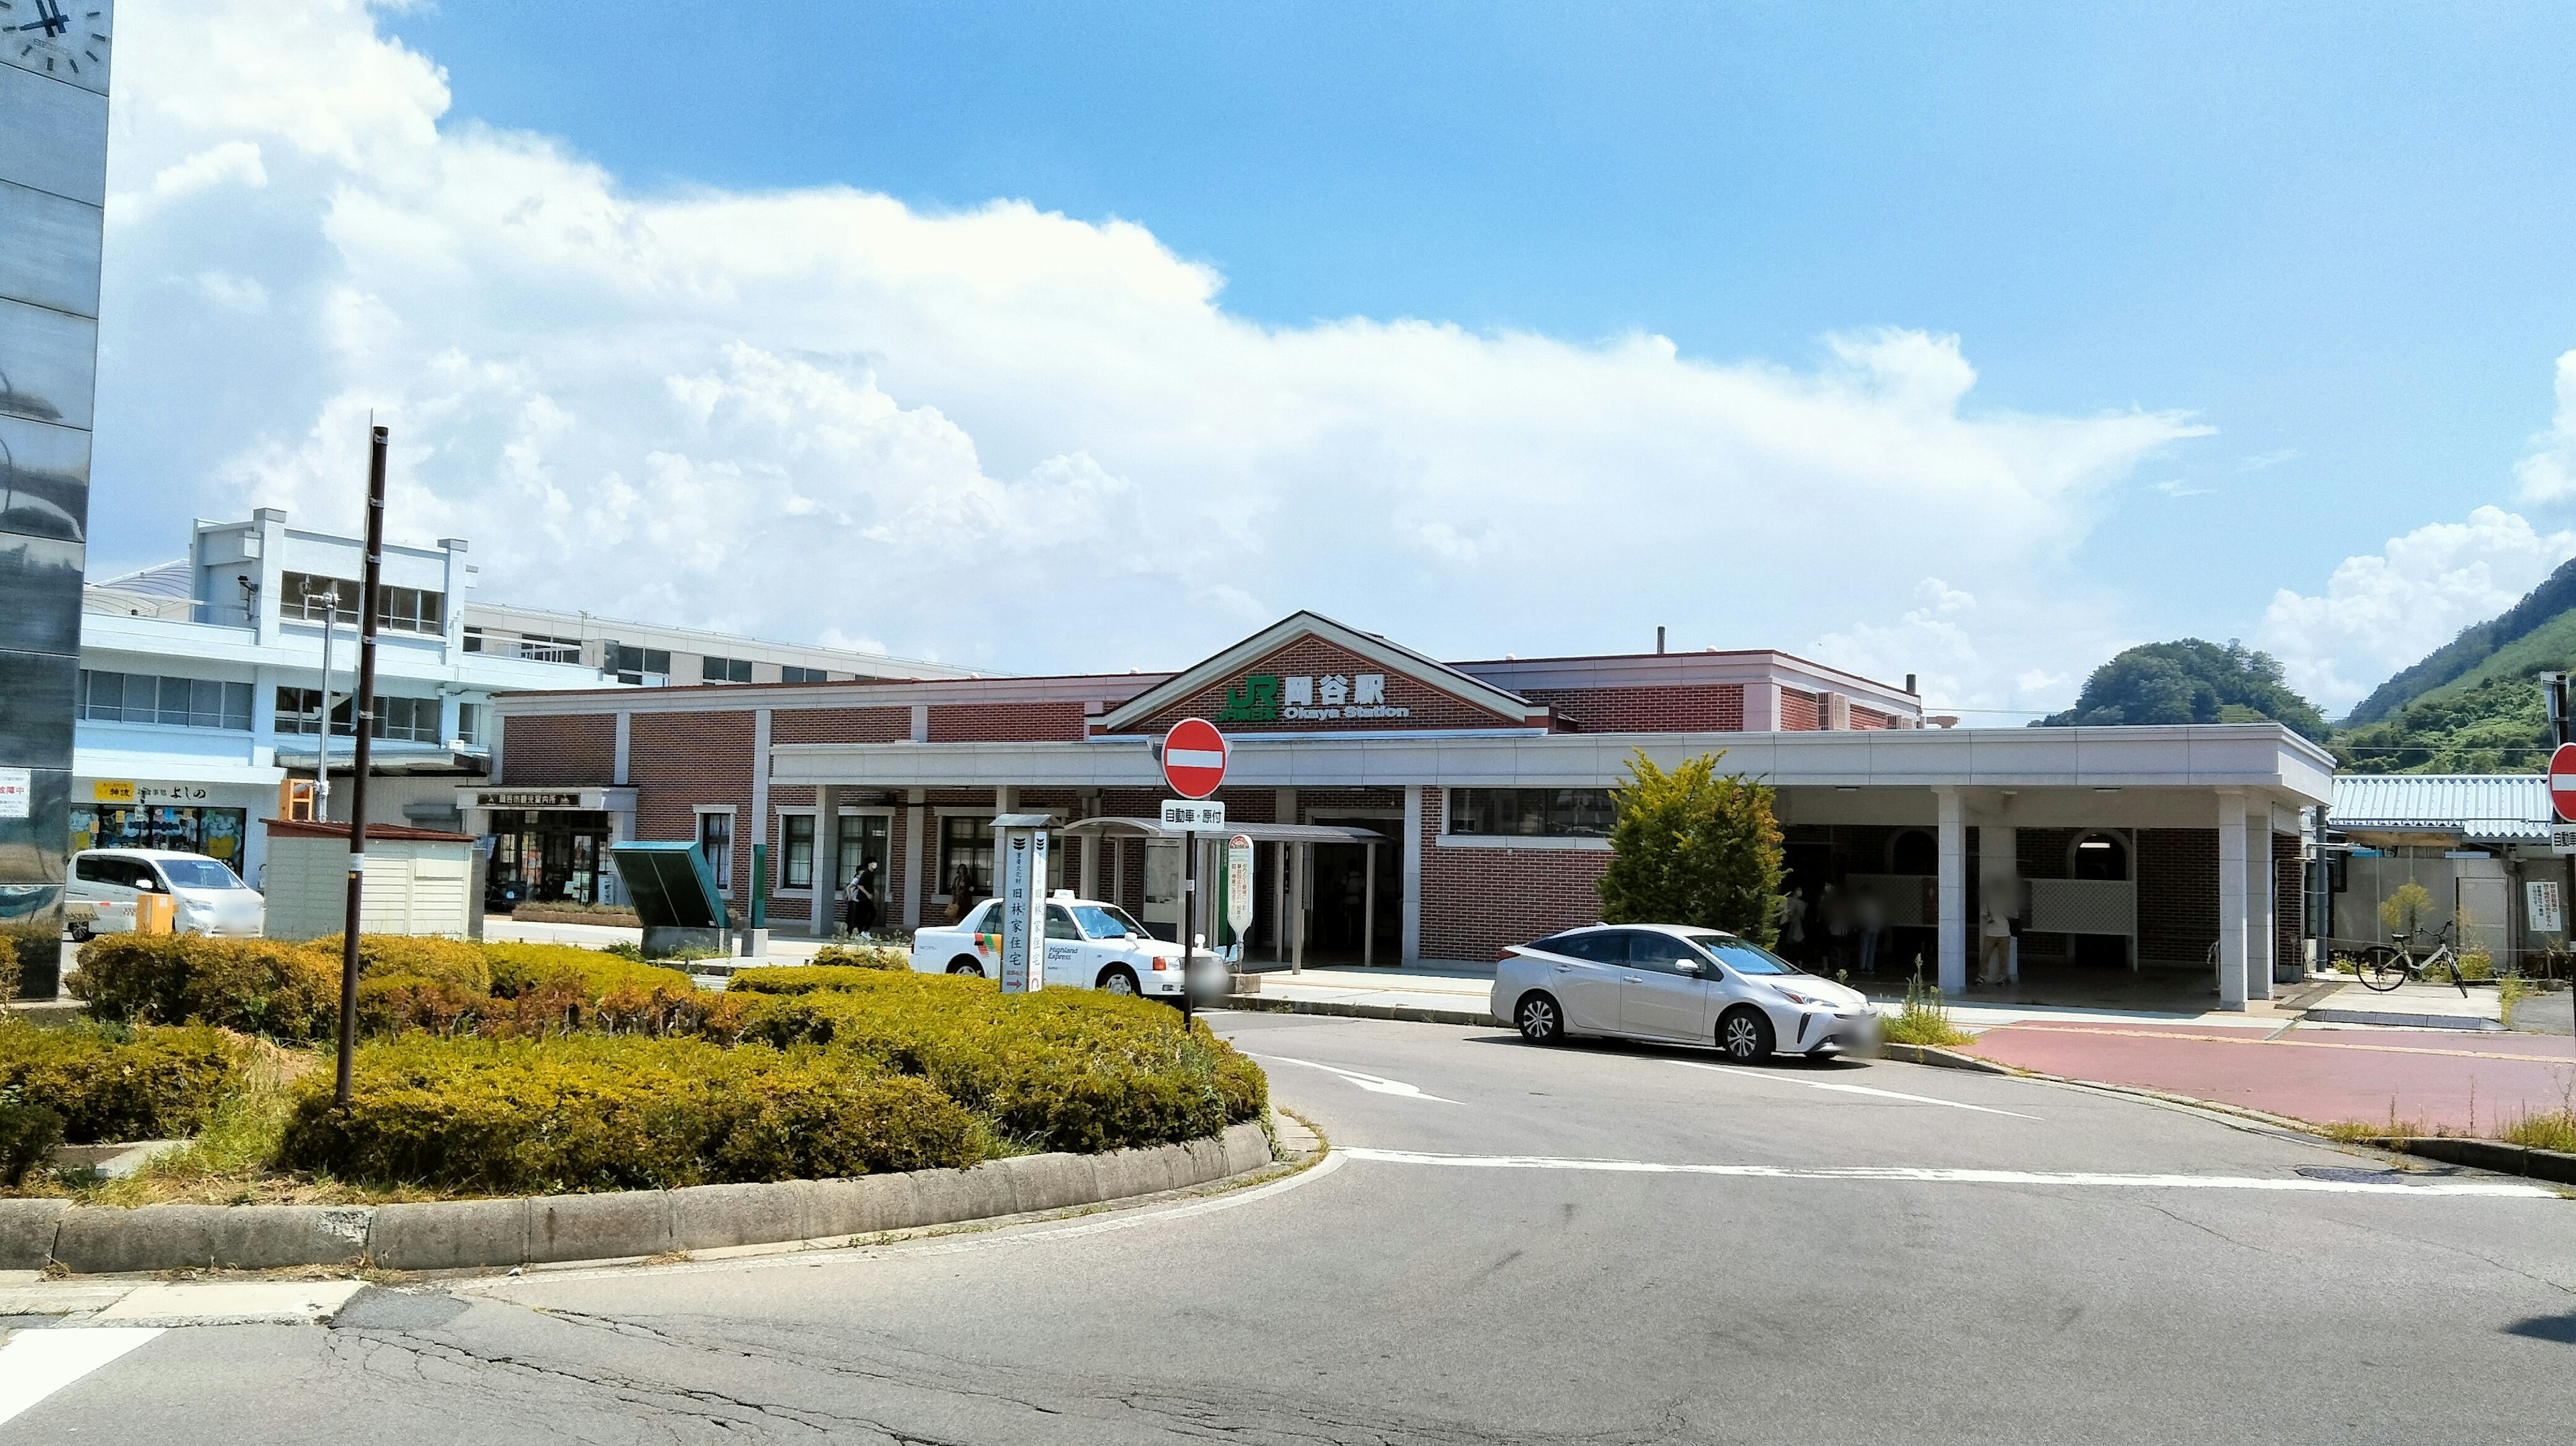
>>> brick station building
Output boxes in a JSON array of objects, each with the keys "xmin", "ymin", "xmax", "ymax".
[{"xmin": 470, "ymin": 612, "xmax": 2330, "ymax": 1008}]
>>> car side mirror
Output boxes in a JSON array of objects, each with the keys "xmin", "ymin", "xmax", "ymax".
[{"xmin": 1675, "ymin": 960, "xmax": 1701, "ymax": 975}]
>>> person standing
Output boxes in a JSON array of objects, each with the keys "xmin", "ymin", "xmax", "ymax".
[
  {"xmin": 1778, "ymin": 887, "xmax": 1809, "ymax": 962},
  {"xmin": 948, "ymin": 862, "xmax": 976, "ymax": 925},
  {"xmin": 1980, "ymin": 895, "xmax": 2013, "ymax": 986},
  {"xmin": 843, "ymin": 858, "xmax": 880, "ymax": 937}
]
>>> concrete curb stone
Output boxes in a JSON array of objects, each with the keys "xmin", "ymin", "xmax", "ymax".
[
  {"xmin": 1879, "ymin": 1042, "xmax": 2019, "ymax": 1074},
  {"xmin": 21, "ymin": 1121, "xmax": 1285, "ymax": 1276},
  {"xmin": 1220, "ymin": 995, "xmax": 1499, "ymax": 1027},
  {"xmin": 2381, "ymin": 1135, "xmax": 2576, "ymax": 1186},
  {"xmin": 0, "ymin": 1198, "xmax": 68, "ymax": 1270}
]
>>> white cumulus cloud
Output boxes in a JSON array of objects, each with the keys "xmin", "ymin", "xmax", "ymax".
[
  {"xmin": 2515, "ymin": 349, "xmax": 2576, "ymax": 504},
  {"xmin": 2255, "ymin": 505, "xmax": 2576, "ymax": 715},
  {"xmin": 91, "ymin": 0, "xmax": 2208, "ymax": 679}
]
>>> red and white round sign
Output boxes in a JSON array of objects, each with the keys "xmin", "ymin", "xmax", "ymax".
[
  {"xmin": 1161, "ymin": 718, "xmax": 1228, "ymax": 799},
  {"xmin": 2552, "ymin": 742, "xmax": 2576, "ymax": 823}
]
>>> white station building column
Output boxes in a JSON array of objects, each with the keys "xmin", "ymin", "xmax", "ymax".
[
  {"xmin": 2216, "ymin": 789, "xmax": 2249, "ymax": 1010},
  {"xmin": 1936, "ymin": 787, "xmax": 1966, "ymax": 993}
]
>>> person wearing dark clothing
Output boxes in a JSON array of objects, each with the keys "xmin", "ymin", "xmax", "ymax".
[
  {"xmin": 843, "ymin": 858, "xmax": 880, "ymax": 936},
  {"xmin": 948, "ymin": 863, "xmax": 976, "ymax": 925}
]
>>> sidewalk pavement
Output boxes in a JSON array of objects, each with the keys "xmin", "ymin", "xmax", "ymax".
[
  {"xmin": 2301, "ymin": 979, "xmax": 2505, "ymax": 1031},
  {"xmin": 484, "ymin": 917, "xmax": 836, "ymax": 962}
]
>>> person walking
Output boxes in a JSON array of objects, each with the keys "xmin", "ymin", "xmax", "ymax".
[
  {"xmin": 843, "ymin": 857, "xmax": 879, "ymax": 937},
  {"xmin": 1778, "ymin": 887, "xmax": 1809, "ymax": 962}
]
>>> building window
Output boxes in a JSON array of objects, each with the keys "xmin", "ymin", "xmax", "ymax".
[
  {"xmin": 463, "ymin": 626, "xmax": 485, "ymax": 653},
  {"xmin": 80, "ymin": 672, "xmax": 251, "ymax": 731},
  {"xmin": 697, "ymin": 809, "xmax": 735, "ymax": 894},
  {"xmin": 611, "ymin": 645, "xmax": 671, "ymax": 686},
  {"xmin": 377, "ymin": 696, "xmax": 442, "ymax": 743},
  {"xmin": 372, "ymin": 584, "xmax": 445, "ymax": 634},
  {"xmin": 455, "ymin": 702, "xmax": 484, "ymax": 746},
  {"xmin": 782, "ymin": 665, "xmax": 830, "ymax": 683},
  {"xmin": 839, "ymin": 813, "xmax": 892, "ymax": 893},
  {"xmin": 280, "ymin": 572, "xmax": 361, "ymax": 624},
  {"xmin": 938, "ymin": 814, "xmax": 994, "ymax": 899},
  {"xmin": 272, "ymin": 688, "xmax": 439, "ymax": 742},
  {"xmin": 702, "ymin": 655, "xmax": 753, "ymax": 683},
  {"xmin": 502, "ymin": 632, "xmax": 580, "ymax": 663},
  {"xmin": 1446, "ymin": 788, "xmax": 1614, "ymax": 839},
  {"xmin": 781, "ymin": 814, "xmax": 815, "ymax": 889}
]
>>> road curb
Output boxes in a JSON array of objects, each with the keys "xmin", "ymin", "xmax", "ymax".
[
  {"xmin": 5, "ymin": 1121, "xmax": 1275, "ymax": 1277},
  {"xmin": 2298, "ymin": 1007, "xmax": 2504, "ymax": 1032},
  {"xmin": 1876, "ymin": 1042, "xmax": 2019, "ymax": 1074},
  {"xmin": 1220, "ymin": 994, "xmax": 1498, "ymax": 1027},
  {"xmin": 2371, "ymin": 1135, "xmax": 2576, "ymax": 1186}
]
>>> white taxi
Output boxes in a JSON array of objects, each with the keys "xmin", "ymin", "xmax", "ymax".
[{"xmin": 908, "ymin": 892, "xmax": 1227, "ymax": 1003}]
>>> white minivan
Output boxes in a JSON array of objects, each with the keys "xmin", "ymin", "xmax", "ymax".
[{"xmin": 67, "ymin": 848, "xmax": 266, "ymax": 940}]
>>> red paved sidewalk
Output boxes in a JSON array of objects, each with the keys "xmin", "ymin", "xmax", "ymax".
[{"xmin": 1962, "ymin": 1021, "xmax": 2576, "ymax": 1135}]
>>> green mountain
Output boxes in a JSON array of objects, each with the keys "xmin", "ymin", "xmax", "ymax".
[
  {"xmin": 2332, "ymin": 604, "xmax": 2576, "ymax": 774},
  {"xmin": 2341, "ymin": 554, "xmax": 2576, "ymax": 726},
  {"xmin": 2037, "ymin": 639, "xmax": 2331, "ymax": 742}
]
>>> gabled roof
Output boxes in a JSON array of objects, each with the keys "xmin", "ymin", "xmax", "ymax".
[
  {"xmin": 1092, "ymin": 611, "xmax": 1540, "ymax": 732},
  {"xmin": 2328, "ymin": 773, "xmax": 2551, "ymax": 842}
]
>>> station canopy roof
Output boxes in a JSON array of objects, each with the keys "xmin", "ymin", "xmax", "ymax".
[
  {"xmin": 1060, "ymin": 819, "xmax": 1387, "ymax": 844},
  {"xmin": 2328, "ymin": 773, "xmax": 2552, "ymax": 844}
]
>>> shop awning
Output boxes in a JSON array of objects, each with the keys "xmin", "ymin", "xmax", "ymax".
[{"xmin": 1059, "ymin": 819, "xmax": 1387, "ymax": 844}]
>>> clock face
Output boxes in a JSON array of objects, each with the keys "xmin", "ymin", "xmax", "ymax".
[{"xmin": 1, "ymin": 0, "xmax": 110, "ymax": 87}]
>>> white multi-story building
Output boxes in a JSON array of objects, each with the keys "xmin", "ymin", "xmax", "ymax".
[{"xmin": 74, "ymin": 508, "xmax": 970, "ymax": 891}]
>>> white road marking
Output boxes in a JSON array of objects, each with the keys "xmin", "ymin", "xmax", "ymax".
[
  {"xmin": 1338, "ymin": 1148, "xmax": 2561, "ymax": 1197},
  {"xmin": 0, "ymin": 1328, "xmax": 163, "ymax": 1427},
  {"xmin": 1674, "ymin": 1059, "xmax": 2041, "ymax": 1119},
  {"xmin": 1250, "ymin": 1053, "xmax": 1460, "ymax": 1103}
]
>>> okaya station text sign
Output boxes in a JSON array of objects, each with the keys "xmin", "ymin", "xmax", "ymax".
[{"xmin": 1214, "ymin": 671, "xmax": 1409, "ymax": 724}]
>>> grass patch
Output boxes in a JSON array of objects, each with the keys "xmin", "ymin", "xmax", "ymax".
[
  {"xmin": 1881, "ymin": 966, "xmax": 1972, "ymax": 1048},
  {"xmin": 2499, "ymin": 1108, "xmax": 2576, "ymax": 1154}
]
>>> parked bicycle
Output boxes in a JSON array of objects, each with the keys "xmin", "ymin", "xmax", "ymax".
[{"xmin": 2357, "ymin": 920, "xmax": 2471, "ymax": 995}]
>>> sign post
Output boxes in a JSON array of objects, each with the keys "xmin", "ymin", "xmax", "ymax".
[
  {"xmin": 1226, "ymin": 834, "xmax": 1254, "ymax": 961},
  {"xmin": 1160, "ymin": 720, "xmax": 1230, "ymax": 1032},
  {"xmin": 991, "ymin": 814, "xmax": 1054, "ymax": 994}
]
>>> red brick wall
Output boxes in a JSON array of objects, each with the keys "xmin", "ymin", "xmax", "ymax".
[
  {"xmin": 1417, "ymin": 788, "xmax": 1612, "ymax": 962},
  {"xmin": 928, "ymin": 702, "xmax": 1084, "ymax": 742},
  {"xmin": 629, "ymin": 710, "xmax": 756, "ymax": 898},
  {"xmin": 1849, "ymin": 706, "xmax": 1895, "ymax": 731},
  {"xmin": 498, "ymin": 713, "xmax": 616, "ymax": 786},
  {"xmin": 1124, "ymin": 636, "xmax": 1525, "ymax": 734},
  {"xmin": 1520, "ymin": 683, "xmax": 1745, "ymax": 733},
  {"xmin": 2136, "ymin": 828, "xmax": 2218, "ymax": 968},
  {"xmin": 773, "ymin": 707, "xmax": 910, "ymax": 744},
  {"xmin": 1778, "ymin": 689, "xmax": 1821, "ymax": 730}
]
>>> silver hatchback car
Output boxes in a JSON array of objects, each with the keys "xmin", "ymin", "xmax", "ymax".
[{"xmin": 1493, "ymin": 923, "xmax": 1880, "ymax": 1063}]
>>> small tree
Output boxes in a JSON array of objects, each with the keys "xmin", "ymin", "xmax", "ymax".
[
  {"xmin": 1597, "ymin": 749, "xmax": 1786, "ymax": 945},
  {"xmin": 2378, "ymin": 881, "xmax": 2434, "ymax": 941}
]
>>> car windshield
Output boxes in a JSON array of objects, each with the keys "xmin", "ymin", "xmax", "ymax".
[
  {"xmin": 1071, "ymin": 903, "xmax": 1146, "ymax": 939},
  {"xmin": 1687, "ymin": 932, "xmax": 1801, "ymax": 976},
  {"xmin": 156, "ymin": 858, "xmax": 244, "ymax": 890}
]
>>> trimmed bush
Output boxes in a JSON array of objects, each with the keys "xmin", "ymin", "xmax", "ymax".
[
  {"xmin": 70, "ymin": 935, "xmax": 339, "ymax": 1042},
  {"xmin": 481, "ymin": 941, "xmax": 694, "ymax": 1001},
  {"xmin": 277, "ymin": 1034, "xmax": 983, "ymax": 1192},
  {"xmin": 0, "ymin": 1093, "xmax": 64, "ymax": 1186},
  {"xmin": 0, "ymin": 1021, "xmax": 241, "ymax": 1144},
  {"xmin": 308, "ymin": 934, "xmax": 493, "ymax": 995},
  {"xmin": 810, "ymin": 943, "xmax": 909, "ymax": 971},
  {"xmin": 727, "ymin": 964, "xmax": 906, "ymax": 996},
  {"xmin": 735, "ymin": 972, "xmax": 1266, "ymax": 1154}
]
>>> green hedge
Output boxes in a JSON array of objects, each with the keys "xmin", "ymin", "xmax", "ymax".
[
  {"xmin": 810, "ymin": 943, "xmax": 909, "ymax": 971},
  {"xmin": 0, "ymin": 1021, "xmax": 240, "ymax": 1144},
  {"xmin": 308, "ymin": 934, "xmax": 493, "ymax": 995},
  {"xmin": 479, "ymin": 941, "xmax": 694, "ymax": 1001},
  {"xmin": 276, "ymin": 1035, "xmax": 983, "ymax": 1193},
  {"xmin": 727, "ymin": 964, "xmax": 904, "ymax": 996},
  {"xmin": 735, "ymin": 972, "xmax": 1266, "ymax": 1154},
  {"xmin": 69, "ymin": 936, "xmax": 339, "ymax": 1042}
]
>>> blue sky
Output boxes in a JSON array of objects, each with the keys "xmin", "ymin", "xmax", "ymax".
[{"xmin": 90, "ymin": 1, "xmax": 2576, "ymax": 713}]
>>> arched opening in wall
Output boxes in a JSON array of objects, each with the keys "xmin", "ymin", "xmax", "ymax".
[
  {"xmin": 1888, "ymin": 829, "xmax": 1937, "ymax": 876},
  {"xmin": 2071, "ymin": 832, "xmax": 2129, "ymax": 881}
]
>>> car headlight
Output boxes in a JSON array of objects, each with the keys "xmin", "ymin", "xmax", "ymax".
[{"xmin": 1772, "ymin": 987, "xmax": 1832, "ymax": 1007}]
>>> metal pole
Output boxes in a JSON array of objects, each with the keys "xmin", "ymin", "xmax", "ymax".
[
  {"xmin": 1181, "ymin": 828, "xmax": 1196, "ymax": 1034},
  {"xmin": 335, "ymin": 425, "xmax": 388, "ymax": 1111},
  {"xmin": 1363, "ymin": 841, "xmax": 1378, "ymax": 967}
]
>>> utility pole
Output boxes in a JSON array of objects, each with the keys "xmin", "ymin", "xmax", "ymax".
[{"xmin": 335, "ymin": 426, "xmax": 389, "ymax": 1110}]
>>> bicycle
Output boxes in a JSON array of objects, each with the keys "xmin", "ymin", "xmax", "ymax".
[{"xmin": 2357, "ymin": 921, "xmax": 2471, "ymax": 995}]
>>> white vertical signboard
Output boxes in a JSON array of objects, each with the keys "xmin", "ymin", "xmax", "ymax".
[
  {"xmin": 0, "ymin": 768, "xmax": 30, "ymax": 820},
  {"xmin": 2527, "ymin": 880, "xmax": 2563, "ymax": 936},
  {"xmin": 992, "ymin": 814, "xmax": 1051, "ymax": 995}
]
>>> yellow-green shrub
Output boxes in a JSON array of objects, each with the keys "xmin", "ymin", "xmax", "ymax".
[
  {"xmin": 735, "ymin": 972, "xmax": 1266, "ymax": 1154},
  {"xmin": 727, "ymin": 964, "xmax": 904, "ymax": 995},
  {"xmin": 70, "ymin": 935, "xmax": 339, "ymax": 1041},
  {"xmin": 307, "ymin": 934, "xmax": 492, "ymax": 995},
  {"xmin": 0, "ymin": 1020, "xmax": 240, "ymax": 1144},
  {"xmin": 810, "ymin": 943, "xmax": 908, "ymax": 971},
  {"xmin": 276, "ymin": 1034, "xmax": 983, "ymax": 1192},
  {"xmin": 479, "ymin": 941, "xmax": 693, "ymax": 1001}
]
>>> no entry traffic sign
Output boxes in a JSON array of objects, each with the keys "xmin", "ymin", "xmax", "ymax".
[
  {"xmin": 2553, "ymin": 742, "xmax": 2576, "ymax": 823},
  {"xmin": 1161, "ymin": 718, "xmax": 1228, "ymax": 799}
]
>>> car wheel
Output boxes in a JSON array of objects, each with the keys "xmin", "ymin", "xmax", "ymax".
[
  {"xmin": 947, "ymin": 958, "xmax": 985, "ymax": 977},
  {"xmin": 1514, "ymin": 991, "xmax": 1564, "ymax": 1044},
  {"xmin": 1097, "ymin": 965, "xmax": 1140, "ymax": 997},
  {"xmin": 1717, "ymin": 1006, "xmax": 1774, "ymax": 1064},
  {"xmin": 68, "ymin": 924, "xmax": 92, "ymax": 942}
]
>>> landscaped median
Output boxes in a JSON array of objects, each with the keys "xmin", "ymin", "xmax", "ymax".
[{"xmin": 0, "ymin": 934, "xmax": 1274, "ymax": 1274}]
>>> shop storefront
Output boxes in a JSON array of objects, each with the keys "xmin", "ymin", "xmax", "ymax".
[
  {"xmin": 69, "ymin": 781, "xmax": 254, "ymax": 874},
  {"xmin": 484, "ymin": 610, "xmax": 2330, "ymax": 1009},
  {"xmin": 455, "ymin": 787, "xmax": 637, "ymax": 910}
]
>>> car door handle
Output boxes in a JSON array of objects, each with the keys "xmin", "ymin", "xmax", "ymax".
[
  {"xmin": 1553, "ymin": 963, "xmax": 1572, "ymax": 972},
  {"xmin": 1622, "ymin": 975, "xmax": 1643, "ymax": 983}
]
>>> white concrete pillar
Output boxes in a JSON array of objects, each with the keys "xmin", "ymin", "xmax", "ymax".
[
  {"xmin": 1980, "ymin": 824, "xmax": 2016, "ymax": 986},
  {"xmin": 909, "ymin": 704, "xmax": 930, "ymax": 742},
  {"xmin": 1078, "ymin": 830, "xmax": 1099, "ymax": 898},
  {"xmin": 1743, "ymin": 681, "xmax": 1782, "ymax": 733},
  {"xmin": 2247, "ymin": 816, "xmax": 2275, "ymax": 999},
  {"xmin": 1401, "ymin": 785, "xmax": 1424, "ymax": 966},
  {"xmin": 612, "ymin": 712, "xmax": 631, "ymax": 786},
  {"xmin": 812, "ymin": 784, "xmax": 843, "ymax": 937},
  {"xmin": 1937, "ymin": 788, "xmax": 1966, "ymax": 993},
  {"xmin": 2217, "ymin": 790, "xmax": 2249, "ymax": 1010},
  {"xmin": 902, "ymin": 795, "xmax": 925, "ymax": 929}
]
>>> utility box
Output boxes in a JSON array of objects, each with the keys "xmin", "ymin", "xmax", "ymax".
[
  {"xmin": 260, "ymin": 820, "xmax": 481, "ymax": 942},
  {"xmin": 609, "ymin": 842, "xmax": 731, "ymax": 958}
]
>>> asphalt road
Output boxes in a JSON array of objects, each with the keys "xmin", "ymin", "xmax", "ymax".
[{"xmin": 9, "ymin": 1013, "xmax": 2576, "ymax": 1444}]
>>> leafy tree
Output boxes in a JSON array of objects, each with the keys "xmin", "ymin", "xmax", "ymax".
[
  {"xmin": 1598, "ymin": 750, "xmax": 1784, "ymax": 945},
  {"xmin": 2037, "ymin": 638, "xmax": 2330, "ymax": 742},
  {"xmin": 2334, "ymin": 675, "xmax": 2550, "ymax": 775}
]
